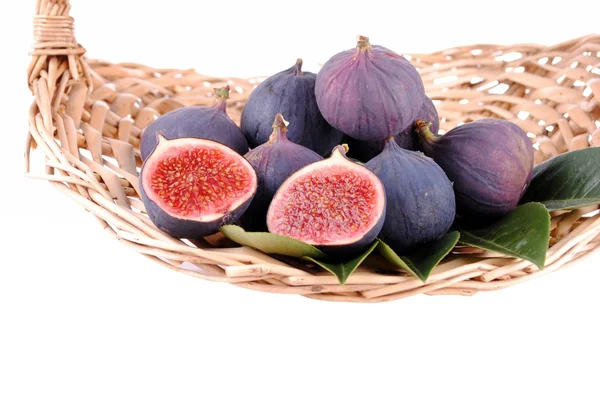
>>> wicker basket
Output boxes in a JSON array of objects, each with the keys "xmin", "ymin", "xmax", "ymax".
[{"xmin": 26, "ymin": 0, "xmax": 600, "ymax": 302}]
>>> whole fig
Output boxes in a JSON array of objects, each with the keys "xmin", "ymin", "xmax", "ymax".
[
  {"xmin": 140, "ymin": 86, "xmax": 248, "ymax": 160},
  {"xmin": 241, "ymin": 59, "xmax": 344, "ymax": 157},
  {"xmin": 267, "ymin": 145, "xmax": 386, "ymax": 254},
  {"xmin": 140, "ymin": 136, "xmax": 257, "ymax": 239},
  {"xmin": 241, "ymin": 114, "xmax": 323, "ymax": 231},
  {"xmin": 416, "ymin": 118, "xmax": 534, "ymax": 218},
  {"xmin": 348, "ymin": 96, "xmax": 439, "ymax": 162},
  {"xmin": 315, "ymin": 35, "xmax": 426, "ymax": 141},
  {"xmin": 365, "ymin": 137, "xmax": 456, "ymax": 253}
]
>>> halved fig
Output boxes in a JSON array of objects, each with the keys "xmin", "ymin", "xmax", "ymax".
[
  {"xmin": 140, "ymin": 136, "xmax": 257, "ymax": 239},
  {"xmin": 266, "ymin": 145, "xmax": 386, "ymax": 253}
]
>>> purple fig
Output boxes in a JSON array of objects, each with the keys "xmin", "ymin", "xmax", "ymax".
[
  {"xmin": 315, "ymin": 35, "xmax": 426, "ymax": 141},
  {"xmin": 348, "ymin": 96, "xmax": 440, "ymax": 162},
  {"xmin": 241, "ymin": 59, "xmax": 344, "ymax": 157},
  {"xmin": 241, "ymin": 114, "xmax": 323, "ymax": 231},
  {"xmin": 416, "ymin": 118, "xmax": 534, "ymax": 218},
  {"xmin": 365, "ymin": 137, "xmax": 455, "ymax": 253},
  {"xmin": 140, "ymin": 86, "xmax": 248, "ymax": 160}
]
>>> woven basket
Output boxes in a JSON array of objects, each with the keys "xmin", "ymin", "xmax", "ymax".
[{"xmin": 27, "ymin": 0, "xmax": 600, "ymax": 303}]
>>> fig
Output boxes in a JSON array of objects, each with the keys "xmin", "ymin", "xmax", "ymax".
[
  {"xmin": 347, "ymin": 96, "xmax": 440, "ymax": 162},
  {"xmin": 140, "ymin": 136, "xmax": 257, "ymax": 239},
  {"xmin": 365, "ymin": 137, "xmax": 456, "ymax": 253},
  {"xmin": 240, "ymin": 114, "xmax": 323, "ymax": 231},
  {"xmin": 315, "ymin": 35, "xmax": 426, "ymax": 141},
  {"xmin": 140, "ymin": 86, "xmax": 248, "ymax": 160},
  {"xmin": 241, "ymin": 59, "xmax": 344, "ymax": 157},
  {"xmin": 416, "ymin": 118, "xmax": 534, "ymax": 218},
  {"xmin": 267, "ymin": 145, "xmax": 386, "ymax": 254}
]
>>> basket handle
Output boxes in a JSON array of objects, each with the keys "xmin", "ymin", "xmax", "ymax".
[{"xmin": 28, "ymin": 0, "xmax": 87, "ymax": 87}]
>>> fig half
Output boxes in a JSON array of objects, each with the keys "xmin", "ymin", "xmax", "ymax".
[
  {"xmin": 267, "ymin": 145, "xmax": 386, "ymax": 254},
  {"xmin": 140, "ymin": 136, "xmax": 257, "ymax": 239}
]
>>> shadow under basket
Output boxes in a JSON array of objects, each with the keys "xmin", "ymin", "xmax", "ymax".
[{"xmin": 26, "ymin": 1, "xmax": 600, "ymax": 303}]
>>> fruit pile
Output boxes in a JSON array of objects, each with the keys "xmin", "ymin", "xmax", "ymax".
[
  {"xmin": 139, "ymin": 36, "xmax": 535, "ymax": 253},
  {"xmin": 139, "ymin": 36, "xmax": 551, "ymax": 273}
]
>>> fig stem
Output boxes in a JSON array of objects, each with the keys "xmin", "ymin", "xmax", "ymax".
[
  {"xmin": 331, "ymin": 144, "xmax": 349, "ymax": 159},
  {"xmin": 268, "ymin": 113, "xmax": 289, "ymax": 143},
  {"xmin": 214, "ymin": 85, "xmax": 230, "ymax": 100},
  {"xmin": 356, "ymin": 35, "xmax": 372, "ymax": 51},
  {"xmin": 293, "ymin": 58, "xmax": 303, "ymax": 76},
  {"xmin": 213, "ymin": 85, "xmax": 230, "ymax": 112},
  {"xmin": 415, "ymin": 120, "xmax": 436, "ymax": 140}
]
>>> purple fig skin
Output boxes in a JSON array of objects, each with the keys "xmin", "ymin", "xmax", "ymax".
[
  {"xmin": 365, "ymin": 138, "xmax": 456, "ymax": 253},
  {"xmin": 347, "ymin": 96, "xmax": 439, "ymax": 162},
  {"xmin": 417, "ymin": 118, "xmax": 534, "ymax": 219},
  {"xmin": 141, "ymin": 186, "xmax": 253, "ymax": 238},
  {"xmin": 315, "ymin": 36, "xmax": 426, "ymax": 141},
  {"xmin": 140, "ymin": 86, "xmax": 249, "ymax": 160},
  {"xmin": 240, "ymin": 114, "xmax": 323, "ymax": 232},
  {"xmin": 140, "ymin": 137, "xmax": 257, "ymax": 239},
  {"xmin": 241, "ymin": 59, "xmax": 344, "ymax": 157}
]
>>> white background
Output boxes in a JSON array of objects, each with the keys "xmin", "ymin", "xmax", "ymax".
[{"xmin": 2, "ymin": 1, "xmax": 600, "ymax": 400}]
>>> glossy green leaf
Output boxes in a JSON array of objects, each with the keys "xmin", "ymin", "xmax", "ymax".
[
  {"xmin": 458, "ymin": 203, "xmax": 550, "ymax": 268},
  {"xmin": 376, "ymin": 232, "xmax": 460, "ymax": 282},
  {"xmin": 303, "ymin": 241, "xmax": 379, "ymax": 285},
  {"xmin": 521, "ymin": 147, "xmax": 600, "ymax": 211},
  {"xmin": 220, "ymin": 225, "xmax": 327, "ymax": 259}
]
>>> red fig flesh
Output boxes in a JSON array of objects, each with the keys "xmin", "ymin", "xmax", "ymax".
[{"xmin": 267, "ymin": 145, "xmax": 386, "ymax": 252}]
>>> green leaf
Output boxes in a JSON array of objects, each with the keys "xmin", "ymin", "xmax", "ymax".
[
  {"xmin": 376, "ymin": 232, "xmax": 460, "ymax": 282},
  {"xmin": 521, "ymin": 147, "xmax": 600, "ymax": 211},
  {"xmin": 220, "ymin": 225, "xmax": 327, "ymax": 259},
  {"xmin": 303, "ymin": 241, "xmax": 379, "ymax": 285},
  {"xmin": 458, "ymin": 203, "xmax": 550, "ymax": 269}
]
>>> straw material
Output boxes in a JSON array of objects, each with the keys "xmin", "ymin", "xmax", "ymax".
[{"xmin": 26, "ymin": 0, "xmax": 600, "ymax": 302}]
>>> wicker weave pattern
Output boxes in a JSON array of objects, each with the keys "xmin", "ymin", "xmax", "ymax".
[{"xmin": 26, "ymin": 0, "xmax": 600, "ymax": 302}]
